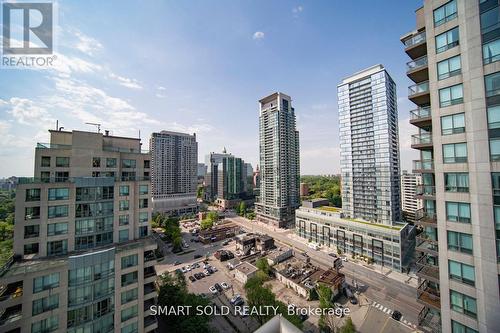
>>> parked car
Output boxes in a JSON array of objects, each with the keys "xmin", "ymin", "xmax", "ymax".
[
  {"xmin": 181, "ymin": 267, "xmax": 187, "ymax": 273},
  {"xmin": 391, "ymin": 310, "xmax": 402, "ymax": 321},
  {"xmin": 204, "ymin": 269, "xmax": 211, "ymax": 275},
  {"xmin": 349, "ymin": 297, "xmax": 358, "ymax": 305},
  {"xmin": 211, "ymin": 266, "xmax": 218, "ymax": 272},
  {"xmin": 214, "ymin": 283, "xmax": 223, "ymax": 292},
  {"xmin": 230, "ymin": 294, "xmax": 241, "ymax": 305},
  {"xmin": 221, "ymin": 282, "xmax": 229, "ymax": 289},
  {"xmin": 194, "ymin": 254, "xmax": 203, "ymax": 259},
  {"xmin": 234, "ymin": 298, "xmax": 244, "ymax": 306},
  {"xmin": 328, "ymin": 253, "xmax": 337, "ymax": 258},
  {"xmin": 209, "ymin": 286, "xmax": 218, "ymax": 294},
  {"xmin": 188, "ymin": 276, "xmax": 196, "ymax": 282},
  {"xmin": 222, "ymin": 240, "xmax": 229, "ymax": 246},
  {"xmin": 174, "ymin": 260, "xmax": 182, "ymax": 265},
  {"xmin": 341, "ymin": 256, "xmax": 348, "ymax": 262},
  {"xmin": 193, "ymin": 263, "xmax": 200, "ymax": 268}
]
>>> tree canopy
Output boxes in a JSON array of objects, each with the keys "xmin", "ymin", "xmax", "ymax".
[{"xmin": 301, "ymin": 175, "xmax": 341, "ymax": 207}]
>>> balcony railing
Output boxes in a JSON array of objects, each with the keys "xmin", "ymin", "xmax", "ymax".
[
  {"xmin": 409, "ymin": 81, "xmax": 429, "ymax": 96},
  {"xmin": 417, "ymin": 281, "xmax": 441, "ymax": 309},
  {"xmin": 415, "ymin": 208, "xmax": 437, "ymax": 223},
  {"xmin": 36, "ymin": 143, "xmax": 72, "ymax": 149},
  {"xmin": 407, "ymin": 55, "xmax": 428, "ymax": 71},
  {"xmin": 411, "ymin": 133, "xmax": 433, "ymax": 145},
  {"xmin": 410, "ymin": 106, "xmax": 431, "ymax": 120},
  {"xmin": 413, "ymin": 159, "xmax": 434, "ymax": 171},
  {"xmin": 416, "ymin": 185, "xmax": 436, "ymax": 196},
  {"xmin": 404, "ymin": 31, "xmax": 426, "ymax": 48}
]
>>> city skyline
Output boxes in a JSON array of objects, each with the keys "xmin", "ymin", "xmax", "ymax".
[{"xmin": 0, "ymin": 0, "xmax": 422, "ymax": 178}]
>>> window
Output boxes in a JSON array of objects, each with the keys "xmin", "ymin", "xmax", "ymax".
[
  {"xmin": 121, "ymin": 321, "xmax": 138, "ymax": 333},
  {"xmin": 441, "ymin": 113, "xmax": 465, "ymax": 135},
  {"xmin": 25, "ymin": 206, "xmax": 40, "ymax": 219},
  {"xmin": 490, "ymin": 138, "xmax": 500, "ymax": 161},
  {"xmin": 106, "ymin": 158, "xmax": 117, "ymax": 168},
  {"xmin": 55, "ymin": 171, "xmax": 69, "ymax": 182},
  {"xmin": 433, "ymin": 0, "xmax": 457, "ymax": 26},
  {"xmin": 76, "ymin": 186, "xmax": 114, "ymax": 201},
  {"xmin": 92, "ymin": 157, "xmax": 101, "ymax": 167},
  {"xmin": 121, "ymin": 171, "xmax": 136, "ymax": 181},
  {"xmin": 24, "ymin": 225, "xmax": 39, "ymax": 238},
  {"xmin": 26, "ymin": 188, "xmax": 41, "ymax": 201},
  {"xmin": 444, "ymin": 173, "xmax": 469, "ymax": 192},
  {"xmin": 483, "ymin": 38, "xmax": 500, "ymax": 64},
  {"xmin": 32, "ymin": 294, "xmax": 59, "ymax": 315},
  {"xmin": 448, "ymin": 231, "xmax": 473, "ymax": 254},
  {"xmin": 24, "ymin": 243, "xmax": 39, "ymax": 255},
  {"xmin": 119, "ymin": 185, "xmax": 130, "ymax": 196},
  {"xmin": 139, "ymin": 198, "xmax": 148, "ymax": 208},
  {"xmin": 121, "ymin": 271, "xmax": 138, "ymax": 287},
  {"xmin": 446, "ymin": 201, "xmax": 471, "ymax": 223},
  {"xmin": 139, "ymin": 212, "xmax": 148, "ymax": 223},
  {"xmin": 41, "ymin": 171, "xmax": 50, "ymax": 182},
  {"xmin": 33, "ymin": 273, "xmax": 60, "ymax": 293},
  {"xmin": 488, "ymin": 105, "xmax": 500, "ymax": 129},
  {"xmin": 48, "ymin": 188, "xmax": 69, "ymax": 201},
  {"xmin": 122, "ymin": 159, "xmax": 136, "ymax": 168},
  {"xmin": 75, "ymin": 202, "xmax": 114, "ymax": 218},
  {"xmin": 144, "ymin": 160, "xmax": 150, "ymax": 168},
  {"xmin": 31, "ymin": 315, "xmax": 58, "ymax": 333},
  {"xmin": 452, "ymin": 320, "xmax": 478, "ymax": 333},
  {"xmin": 47, "ymin": 240, "xmax": 68, "ymax": 256},
  {"xmin": 139, "ymin": 185, "xmax": 148, "ymax": 195},
  {"xmin": 92, "ymin": 171, "xmax": 101, "ymax": 178},
  {"xmin": 121, "ymin": 304, "xmax": 138, "ymax": 322},
  {"xmin": 436, "ymin": 27, "xmax": 459, "ymax": 53},
  {"xmin": 139, "ymin": 226, "xmax": 148, "ymax": 237},
  {"xmin": 449, "ymin": 260, "xmax": 475, "ymax": 286},
  {"xmin": 121, "ymin": 288, "xmax": 138, "ymax": 304},
  {"xmin": 480, "ymin": 6, "xmax": 500, "ymax": 35},
  {"xmin": 41, "ymin": 156, "xmax": 51, "ymax": 167},
  {"xmin": 47, "ymin": 222, "xmax": 68, "ymax": 236},
  {"xmin": 450, "ymin": 290, "xmax": 477, "ymax": 318},
  {"xmin": 437, "ymin": 55, "xmax": 461, "ymax": 80},
  {"xmin": 119, "ymin": 215, "xmax": 129, "ymax": 226},
  {"xmin": 55, "ymin": 157, "xmax": 69, "ymax": 167},
  {"xmin": 485, "ymin": 72, "xmax": 500, "ymax": 97},
  {"xmin": 119, "ymin": 200, "xmax": 129, "ymax": 211},
  {"xmin": 439, "ymin": 84, "xmax": 463, "ymax": 107},
  {"xmin": 121, "ymin": 254, "xmax": 138, "ymax": 269},
  {"xmin": 119, "ymin": 229, "xmax": 129, "ymax": 242},
  {"xmin": 443, "ymin": 143, "xmax": 467, "ymax": 163},
  {"xmin": 48, "ymin": 205, "xmax": 68, "ymax": 218}
]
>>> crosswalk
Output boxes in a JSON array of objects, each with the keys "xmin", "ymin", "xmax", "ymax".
[{"xmin": 371, "ymin": 301, "xmax": 417, "ymax": 329}]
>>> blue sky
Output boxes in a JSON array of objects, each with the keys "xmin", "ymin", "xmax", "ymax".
[{"xmin": 0, "ymin": 0, "xmax": 422, "ymax": 177}]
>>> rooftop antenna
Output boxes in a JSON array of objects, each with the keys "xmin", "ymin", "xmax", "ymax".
[{"xmin": 85, "ymin": 122, "xmax": 101, "ymax": 133}]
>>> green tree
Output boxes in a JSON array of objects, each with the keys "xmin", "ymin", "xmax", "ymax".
[
  {"xmin": 206, "ymin": 211, "xmax": 218, "ymax": 222},
  {"xmin": 255, "ymin": 257, "xmax": 271, "ymax": 277},
  {"xmin": 196, "ymin": 186, "xmax": 205, "ymax": 199},
  {"xmin": 200, "ymin": 218, "xmax": 214, "ymax": 230},
  {"xmin": 238, "ymin": 201, "xmax": 246, "ymax": 216},
  {"xmin": 317, "ymin": 283, "xmax": 336, "ymax": 331},
  {"xmin": 172, "ymin": 236, "xmax": 183, "ymax": 252},
  {"xmin": 339, "ymin": 317, "xmax": 355, "ymax": 333}
]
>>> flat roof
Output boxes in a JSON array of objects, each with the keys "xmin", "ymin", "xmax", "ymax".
[
  {"xmin": 338, "ymin": 64, "xmax": 385, "ymax": 86},
  {"xmin": 236, "ymin": 262, "xmax": 258, "ymax": 275}
]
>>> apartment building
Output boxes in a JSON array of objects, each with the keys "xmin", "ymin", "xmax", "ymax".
[
  {"xmin": 149, "ymin": 131, "xmax": 198, "ymax": 216},
  {"xmin": 255, "ymin": 92, "xmax": 300, "ymax": 228},
  {"xmin": 401, "ymin": 170, "xmax": 424, "ymax": 224},
  {"xmin": 0, "ymin": 130, "xmax": 159, "ymax": 333},
  {"xmin": 402, "ymin": 1, "xmax": 500, "ymax": 332},
  {"xmin": 204, "ymin": 150, "xmax": 247, "ymax": 202},
  {"xmin": 337, "ymin": 65, "xmax": 402, "ymax": 225},
  {"xmin": 295, "ymin": 201, "xmax": 414, "ymax": 272}
]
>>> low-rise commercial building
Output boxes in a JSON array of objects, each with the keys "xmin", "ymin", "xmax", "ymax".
[
  {"xmin": 266, "ymin": 247, "xmax": 293, "ymax": 266},
  {"xmin": 295, "ymin": 201, "xmax": 415, "ymax": 272},
  {"xmin": 234, "ymin": 262, "xmax": 258, "ymax": 284}
]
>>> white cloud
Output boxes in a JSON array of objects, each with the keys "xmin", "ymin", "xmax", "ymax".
[
  {"xmin": 72, "ymin": 30, "xmax": 103, "ymax": 56},
  {"xmin": 3, "ymin": 97, "xmax": 54, "ymax": 126},
  {"xmin": 252, "ymin": 31, "xmax": 265, "ymax": 40},
  {"xmin": 51, "ymin": 53, "xmax": 103, "ymax": 76},
  {"xmin": 155, "ymin": 86, "xmax": 167, "ymax": 98},
  {"xmin": 292, "ymin": 5, "xmax": 303, "ymax": 14},
  {"xmin": 109, "ymin": 73, "xmax": 143, "ymax": 90},
  {"xmin": 157, "ymin": 86, "xmax": 166, "ymax": 91}
]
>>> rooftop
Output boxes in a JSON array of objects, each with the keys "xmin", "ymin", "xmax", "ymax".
[{"xmin": 236, "ymin": 262, "xmax": 258, "ymax": 276}]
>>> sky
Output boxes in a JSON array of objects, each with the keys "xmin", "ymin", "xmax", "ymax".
[{"xmin": 0, "ymin": 0, "xmax": 422, "ymax": 177}]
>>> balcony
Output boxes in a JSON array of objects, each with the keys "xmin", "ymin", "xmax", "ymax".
[
  {"xmin": 144, "ymin": 282, "xmax": 156, "ymax": 296},
  {"xmin": 144, "ymin": 298, "xmax": 156, "ymax": 312},
  {"xmin": 418, "ymin": 306, "xmax": 441, "ymax": 333},
  {"xmin": 416, "ymin": 236, "xmax": 439, "ymax": 256},
  {"xmin": 0, "ymin": 281, "xmax": 23, "ymax": 303},
  {"xmin": 413, "ymin": 159, "xmax": 434, "ymax": 173},
  {"xmin": 408, "ymin": 81, "xmax": 430, "ymax": 105},
  {"xmin": 409, "ymin": 107, "xmax": 432, "ymax": 127},
  {"xmin": 407, "ymin": 55, "xmax": 428, "ymax": 82},
  {"xmin": 403, "ymin": 30, "xmax": 427, "ymax": 59},
  {"xmin": 415, "ymin": 185, "xmax": 436, "ymax": 199},
  {"xmin": 415, "ymin": 256, "xmax": 440, "ymax": 283},
  {"xmin": 144, "ymin": 315, "xmax": 157, "ymax": 330},
  {"xmin": 417, "ymin": 281, "xmax": 441, "ymax": 310},
  {"xmin": 415, "ymin": 208, "xmax": 437, "ymax": 227},
  {"xmin": 411, "ymin": 133, "xmax": 433, "ymax": 150},
  {"xmin": 144, "ymin": 267, "xmax": 156, "ymax": 279},
  {"xmin": 0, "ymin": 305, "xmax": 22, "ymax": 326}
]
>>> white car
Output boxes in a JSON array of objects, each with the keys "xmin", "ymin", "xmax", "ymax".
[
  {"xmin": 186, "ymin": 266, "xmax": 192, "ymax": 271},
  {"xmin": 221, "ymin": 282, "xmax": 229, "ymax": 289},
  {"xmin": 211, "ymin": 266, "xmax": 218, "ymax": 272},
  {"xmin": 209, "ymin": 286, "xmax": 217, "ymax": 294},
  {"xmin": 181, "ymin": 267, "xmax": 187, "ymax": 273},
  {"xmin": 230, "ymin": 294, "xmax": 241, "ymax": 304},
  {"xmin": 341, "ymin": 256, "xmax": 348, "ymax": 262}
]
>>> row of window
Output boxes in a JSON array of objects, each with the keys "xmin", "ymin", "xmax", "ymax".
[
  {"xmin": 26, "ymin": 185, "xmax": 149, "ymax": 203},
  {"xmin": 41, "ymin": 156, "xmax": 150, "ymax": 169}
]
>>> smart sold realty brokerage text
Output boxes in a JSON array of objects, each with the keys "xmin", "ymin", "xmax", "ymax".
[{"xmin": 150, "ymin": 305, "xmax": 351, "ymax": 317}]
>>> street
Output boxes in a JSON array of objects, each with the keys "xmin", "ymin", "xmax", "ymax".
[{"xmin": 226, "ymin": 215, "xmax": 421, "ymax": 327}]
